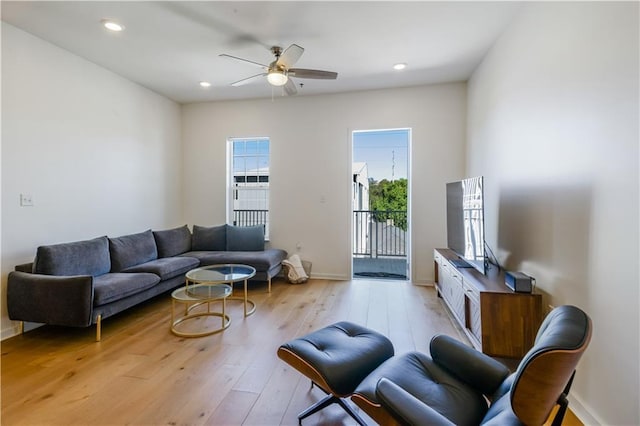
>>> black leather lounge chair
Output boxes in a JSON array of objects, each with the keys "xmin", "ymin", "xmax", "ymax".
[{"xmin": 279, "ymin": 305, "xmax": 591, "ymax": 425}]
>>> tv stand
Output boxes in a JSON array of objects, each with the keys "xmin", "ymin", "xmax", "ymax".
[{"xmin": 434, "ymin": 248, "xmax": 542, "ymax": 358}]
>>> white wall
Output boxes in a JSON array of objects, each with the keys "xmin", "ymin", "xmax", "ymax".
[
  {"xmin": 182, "ymin": 83, "xmax": 467, "ymax": 282},
  {"xmin": 1, "ymin": 24, "xmax": 183, "ymax": 339},
  {"xmin": 467, "ymin": 2, "xmax": 639, "ymax": 424}
]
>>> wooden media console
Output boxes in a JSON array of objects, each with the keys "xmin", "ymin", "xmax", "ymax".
[{"xmin": 434, "ymin": 248, "xmax": 543, "ymax": 358}]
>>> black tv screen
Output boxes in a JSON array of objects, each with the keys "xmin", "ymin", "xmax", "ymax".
[{"xmin": 446, "ymin": 176, "xmax": 486, "ymax": 274}]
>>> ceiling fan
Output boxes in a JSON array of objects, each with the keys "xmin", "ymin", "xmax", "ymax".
[{"xmin": 219, "ymin": 44, "xmax": 338, "ymax": 95}]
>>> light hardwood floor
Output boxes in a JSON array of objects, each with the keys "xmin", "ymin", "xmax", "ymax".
[{"xmin": 1, "ymin": 278, "xmax": 580, "ymax": 425}]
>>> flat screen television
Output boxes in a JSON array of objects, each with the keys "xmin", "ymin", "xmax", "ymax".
[{"xmin": 446, "ymin": 176, "xmax": 486, "ymax": 274}]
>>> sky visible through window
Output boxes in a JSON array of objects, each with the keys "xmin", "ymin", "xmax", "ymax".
[
  {"xmin": 233, "ymin": 138, "xmax": 269, "ymax": 175},
  {"xmin": 353, "ymin": 129, "xmax": 409, "ymax": 182}
]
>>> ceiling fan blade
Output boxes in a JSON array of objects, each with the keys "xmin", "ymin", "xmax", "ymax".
[
  {"xmin": 288, "ymin": 68, "xmax": 338, "ymax": 80},
  {"xmin": 283, "ymin": 78, "xmax": 298, "ymax": 96},
  {"xmin": 230, "ymin": 73, "xmax": 266, "ymax": 87},
  {"xmin": 277, "ymin": 44, "xmax": 304, "ymax": 69},
  {"xmin": 219, "ymin": 54, "xmax": 268, "ymax": 69}
]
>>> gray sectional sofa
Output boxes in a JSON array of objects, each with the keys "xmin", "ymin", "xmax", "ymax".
[{"xmin": 7, "ymin": 224, "xmax": 287, "ymax": 341}]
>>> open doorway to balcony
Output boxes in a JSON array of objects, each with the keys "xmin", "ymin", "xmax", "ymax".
[{"xmin": 352, "ymin": 129, "xmax": 410, "ymax": 280}]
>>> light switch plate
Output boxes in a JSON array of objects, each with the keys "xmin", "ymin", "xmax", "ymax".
[{"xmin": 20, "ymin": 193, "xmax": 33, "ymax": 206}]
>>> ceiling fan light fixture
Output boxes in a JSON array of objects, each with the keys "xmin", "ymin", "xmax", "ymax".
[{"xmin": 267, "ymin": 70, "xmax": 288, "ymax": 86}]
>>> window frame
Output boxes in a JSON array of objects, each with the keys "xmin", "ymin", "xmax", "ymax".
[{"xmin": 226, "ymin": 137, "xmax": 271, "ymax": 239}]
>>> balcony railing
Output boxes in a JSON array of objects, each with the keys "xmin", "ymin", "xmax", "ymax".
[
  {"xmin": 232, "ymin": 209, "xmax": 406, "ymax": 259},
  {"xmin": 354, "ymin": 210, "xmax": 407, "ymax": 257},
  {"xmin": 233, "ymin": 209, "xmax": 269, "ymax": 227}
]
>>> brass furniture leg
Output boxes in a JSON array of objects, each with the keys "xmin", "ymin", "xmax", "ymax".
[
  {"xmin": 96, "ymin": 315, "xmax": 102, "ymax": 342},
  {"xmin": 243, "ymin": 277, "xmax": 255, "ymax": 316},
  {"xmin": 227, "ymin": 278, "xmax": 256, "ymax": 316}
]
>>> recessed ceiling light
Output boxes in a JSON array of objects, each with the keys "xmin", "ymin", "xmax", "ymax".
[
  {"xmin": 199, "ymin": 81, "xmax": 211, "ymax": 88},
  {"xmin": 101, "ymin": 19, "xmax": 124, "ymax": 32},
  {"xmin": 393, "ymin": 63, "xmax": 407, "ymax": 70}
]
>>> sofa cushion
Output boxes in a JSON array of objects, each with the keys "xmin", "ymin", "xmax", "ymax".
[
  {"xmin": 226, "ymin": 225, "xmax": 265, "ymax": 251},
  {"xmin": 153, "ymin": 225, "xmax": 192, "ymax": 258},
  {"xmin": 181, "ymin": 248, "xmax": 286, "ymax": 272},
  {"xmin": 33, "ymin": 236, "xmax": 111, "ymax": 277},
  {"xmin": 93, "ymin": 272, "xmax": 161, "ymax": 306},
  {"xmin": 122, "ymin": 256, "xmax": 200, "ymax": 281},
  {"xmin": 109, "ymin": 230, "xmax": 158, "ymax": 272},
  {"xmin": 192, "ymin": 224, "xmax": 227, "ymax": 251}
]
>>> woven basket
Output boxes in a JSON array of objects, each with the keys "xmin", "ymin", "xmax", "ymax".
[{"xmin": 282, "ymin": 260, "xmax": 312, "ymax": 284}]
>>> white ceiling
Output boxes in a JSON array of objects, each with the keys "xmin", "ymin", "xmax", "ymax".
[{"xmin": 1, "ymin": 1, "xmax": 522, "ymax": 104}]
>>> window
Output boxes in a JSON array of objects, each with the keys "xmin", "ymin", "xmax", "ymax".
[{"xmin": 228, "ymin": 137, "xmax": 270, "ymax": 237}]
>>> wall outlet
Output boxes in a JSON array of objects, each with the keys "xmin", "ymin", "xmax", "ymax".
[{"xmin": 20, "ymin": 193, "xmax": 33, "ymax": 207}]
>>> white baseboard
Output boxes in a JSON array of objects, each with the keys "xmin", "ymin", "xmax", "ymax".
[
  {"xmin": 1, "ymin": 324, "xmax": 20, "ymax": 341},
  {"xmin": 1, "ymin": 321, "xmax": 43, "ymax": 341},
  {"xmin": 569, "ymin": 394, "xmax": 602, "ymax": 425},
  {"xmin": 412, "ymin": 279, "xmax": 434, "ymax": 287},
  {"xmin": 309, "ymin": 273, "xmax": 350, "ymax": 281}
]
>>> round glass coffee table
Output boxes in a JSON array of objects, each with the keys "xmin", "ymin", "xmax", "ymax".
[
  {"xmin": 171, "ymin": 283, "xmax": 232, "ymax": 337},
  {"xmin": 170, "ymin": 264, "xmax": 256, "ymax": 338}
]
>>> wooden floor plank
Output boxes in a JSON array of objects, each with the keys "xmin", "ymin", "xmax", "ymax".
[
  {"xmin": 206, "ymin": 389, "xmax": 259, "ymax": 425},
  {"xmin": 387, "ymin": 281, "xmax": 417, "ymax": 354}
]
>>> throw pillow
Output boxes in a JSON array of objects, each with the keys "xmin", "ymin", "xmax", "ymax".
[
  {"xmin": 226, "ymin": 225, "xmax": 265, "ymax": 251},
  {"xmin": 192, "ymin": 224, "xmax": 227, "ymax": 251},
  {"xmin": 153, "ymin": 225, "xmax": 192, "ymax": 258},
  {"xmin": 33, "ymin": 236, "xmax": 111, "ymax": 277},
  {"xmin": 109, "ymin": 230, "xmax": 158, "ymax": 272}
]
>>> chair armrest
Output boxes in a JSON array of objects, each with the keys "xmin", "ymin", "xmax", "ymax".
[
  {"xmin": 7, "ymin": 271, "xmax": 94, "ymax": 327},
  {"xmin": 430, "ymin": 334, "xmax": 510, "ymax": 396},
  {"xmin": 376, "ymin": 378, "xmax": 455, "ymax": 426}
]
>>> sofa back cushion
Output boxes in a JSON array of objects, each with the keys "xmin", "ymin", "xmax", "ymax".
[
  {"xmin": 226, "ymin": 225, "xmax": 265, "ymax": 251},
  {"xmin": 153, "ymin": 225, "xmax": 192, "ymax": 258},
  {"xmin": 33, "ymin": 236, "xmax": 111, "ymax": 277},
  {"xmin": 192, "ymin": 224, "xmax": 227, "ymax": 251},
  {"xmin": 109, "ymin": 230, "xmax": 158, "ymax": 272}
]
